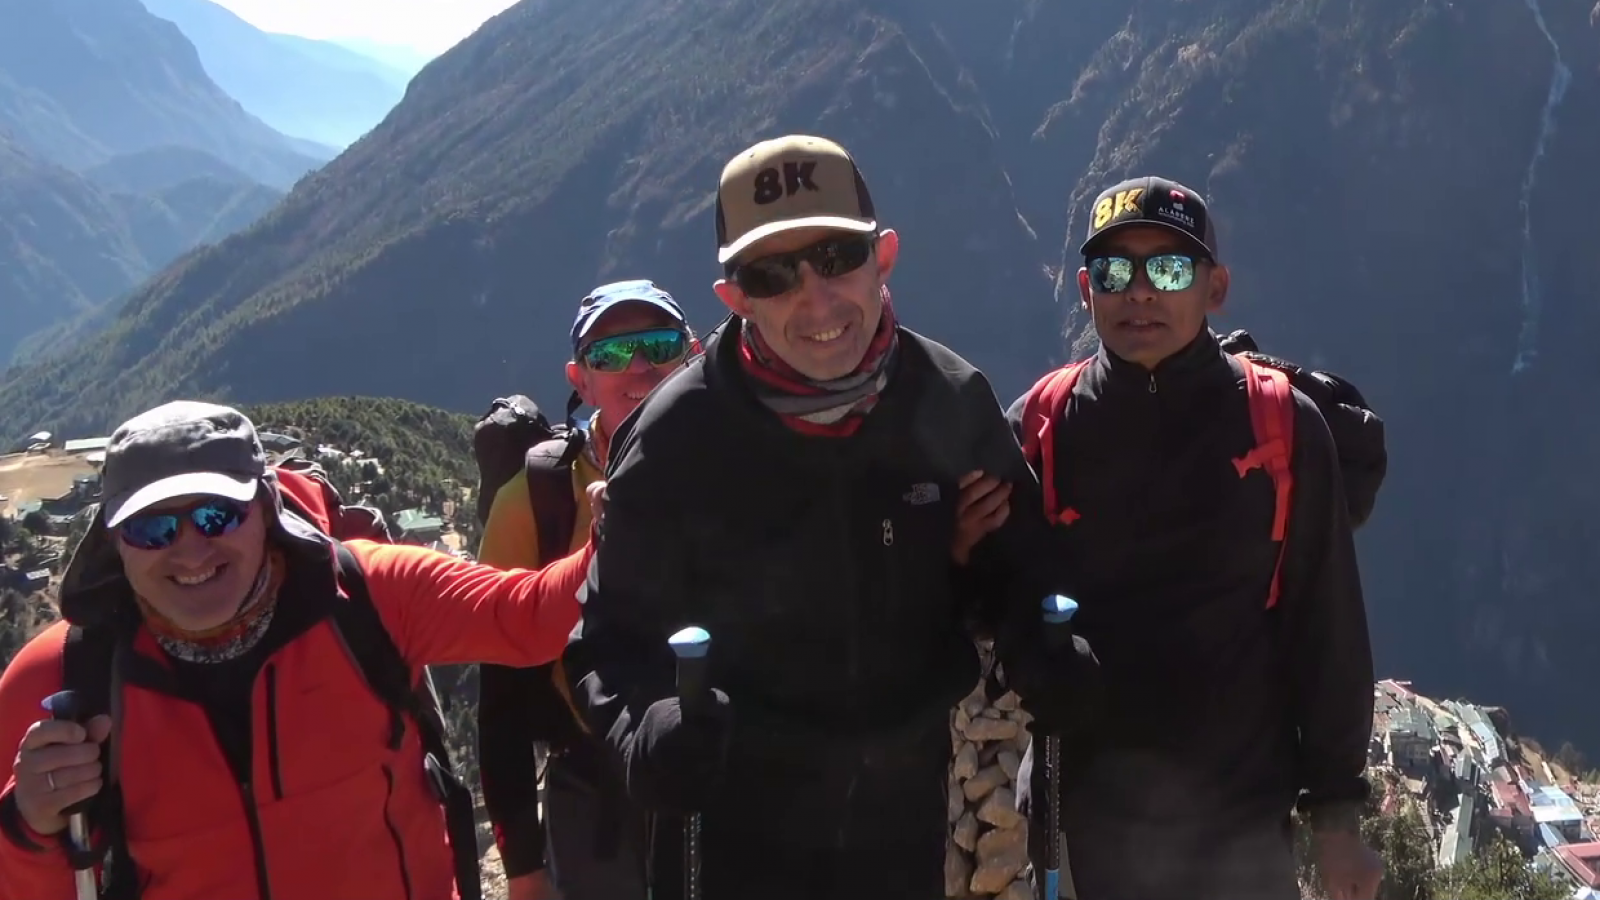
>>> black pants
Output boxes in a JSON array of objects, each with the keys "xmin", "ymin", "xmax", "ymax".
[
  {"xmin": 642, "ymin": 818, "xmax": 949, "ymax": 900},
  {"xmin": 545, "ymin": 750, "xmax": 649, "ymax": 900},
  {"xmin": 1018, "ymin": 740, "xmax": 1301, "ymax": 900},
  {"xmin": 644, "ymin": 752, "xmax": 951, "ymax": 900}
]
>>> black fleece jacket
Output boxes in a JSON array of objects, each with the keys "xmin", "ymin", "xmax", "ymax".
[
  {"xmin": 1006, "ymin": 329, "xmax": 1375, "ymax": 830},
  {"xmin": 561, "ymin": 319, "xmax": 1063, "ymax": 894}
]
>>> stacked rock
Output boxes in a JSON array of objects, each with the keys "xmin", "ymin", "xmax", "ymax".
[{"xmin": 944, "ymin": 667, "xmax": 1036, "ymax": 900}]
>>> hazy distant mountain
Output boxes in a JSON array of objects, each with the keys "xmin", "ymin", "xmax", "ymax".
[
  {"xmin": 81, "ymin": 144, "xmax": 259, "ymax": 194},
  {"xmin": 0, "ymin": 134, "xmax": 279, "ymax": 363},
  {"xmin": 140, "ymin": 0, "xmax": 408, "ymax": 147},
  {"xmin": 329, "ymin": 37, "xmax": 436, "ymax": 77},
  {"xmin": 0, "ymin": 0, "xmax": 329, "ymax": 188},
  {"xmin": 267, "ymin": 33, "xmax": 413, "ymax": 92}
]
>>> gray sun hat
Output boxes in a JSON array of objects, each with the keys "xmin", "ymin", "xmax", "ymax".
[
  {"xmin": 98, "ymin": 401, "xmax": 267, "ymax": 527},
  {"xmin": 59, "ymin": 401, "xmax": 324, "ymax": 626}
]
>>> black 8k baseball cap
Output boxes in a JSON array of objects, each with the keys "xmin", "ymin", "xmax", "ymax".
[{"xmin": 1080, "ymin": 175, "xmax": 1219, "ymax": 260}]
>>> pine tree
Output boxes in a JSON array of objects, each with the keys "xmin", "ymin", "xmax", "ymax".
[
  {"xmin": 1431, "ymin": 834, "xmax": 1571, "ymax": 900},
  {"xmin": 1369, "ymin": 803, "xmax": 1435, "ymax": 900}
]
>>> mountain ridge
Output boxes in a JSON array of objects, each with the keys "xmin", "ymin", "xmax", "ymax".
[
  {"xmin": 328, "ymin": 37, "xmax": 435, "ymax": 77},
  {"xmin": 139, "ymin": 0, "xmax": 410, "ymax": 147},
  {"xmin": 0, "ymin": 0, "xmax": 332, "ymax": 187},
  {"xmin": 0, "ymin": 134, "xmax": 281, "ymax": 363},
  {"xmin": 81, "ymin": 144, "xmax": 260, "ymax": 194}
]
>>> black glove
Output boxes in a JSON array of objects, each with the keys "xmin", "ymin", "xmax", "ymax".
[
  {"xmin": 623, "ymin": 690, "xmax": 733, "ymax": 814},
  {"xmin": 1003, "ymin": 628, "xmax": 1103, "ymax": 737}
]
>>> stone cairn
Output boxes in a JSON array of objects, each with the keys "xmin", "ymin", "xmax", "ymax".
[{"xmin": 945, "ymin": 645, "xmax": 1036, "ymax": 900}]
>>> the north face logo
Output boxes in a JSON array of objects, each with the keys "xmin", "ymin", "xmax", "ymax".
[{"xmin": 903, "ymin": 483, "xmax": 940, "ymax": 505}]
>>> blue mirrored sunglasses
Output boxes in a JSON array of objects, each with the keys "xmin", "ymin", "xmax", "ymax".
[{"xmin": 117, "ymin": 498, "xmax": 251, "ymax": 550}]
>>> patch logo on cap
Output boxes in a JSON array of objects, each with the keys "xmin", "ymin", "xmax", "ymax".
[
  {"xmin": 1092, "ymin": 187, "xmax": 1145, "ymax": 231},
  {"xmin": 752, "ymin": 160, "xmax": 821, "ymax": 205},
  {"xmin": 1157, "ymin": 193, "xmax": 1197, "ymax": 231}
]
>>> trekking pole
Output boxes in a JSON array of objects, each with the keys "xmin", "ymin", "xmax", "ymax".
[
  {"xmin": 668, "ymin": 625, "xmax": 712, "ymax": 900},
  {"xmin": 42, "ymin": 690, "xmax": 99, "ymax": 900},
  {"xmin": 1038, "ymin": 594, "xmax": 1079, "ymax": 900}
]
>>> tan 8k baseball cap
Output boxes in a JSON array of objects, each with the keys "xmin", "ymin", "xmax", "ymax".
[{"xmin": 714, "ymin": 135, "xmax": 878, "ymax": 265}]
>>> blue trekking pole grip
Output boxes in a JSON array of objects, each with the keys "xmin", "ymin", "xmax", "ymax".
[
  {"xmin": 1039, "ymin": 595, "xmax": 1078, "ymax": 900},
  {"xmin": 42, "ymin": 690, "xmax": 99, "ymax": 900},
  {"xmin": 669, "ymin": 626, "xmax": 712, "ymax": 900}
]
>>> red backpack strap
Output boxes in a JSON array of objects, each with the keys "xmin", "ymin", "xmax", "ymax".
[
  {"xmin": 1233, "ymin": 359, "xmax": 1296, "ymax": 609},
  {"xmin": 1019, "ymin": 359, "xmax": 1092, "ymax": 526}
]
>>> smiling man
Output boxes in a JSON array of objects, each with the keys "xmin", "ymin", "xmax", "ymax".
[
  {"xmin": 0, "ymin": 400, "xmax": 593, "ymax": 900},
  {"xmin": 1008, "ymin": 177, "xmax": 1382, "ymax": 900},
  {"xmin": 477, "ymin": 280, "xmax": 695, "ymax": 900},
  {"xmin": 560, "ymin": 135, "xmax": 1099, "ymax": 899}
]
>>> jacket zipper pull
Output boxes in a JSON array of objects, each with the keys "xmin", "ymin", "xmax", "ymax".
[
  {"xmin": 881, "ymin": 518, "xmax": 894, "ymax": 546},
  {"xmin": 1148, "ymin": 372, "xmax": 1158, "ymax": 394}
]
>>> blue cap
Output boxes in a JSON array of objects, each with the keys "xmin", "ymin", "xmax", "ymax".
[{"xmin": 570, "ymin": 280, "xmax": 689, "ymax": 351}]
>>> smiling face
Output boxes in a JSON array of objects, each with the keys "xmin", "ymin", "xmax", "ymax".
[
  {"xmin": 714, "ymin": 227, "xmax": 899, "ymax": 381},
  {"xmin": 566, "ymin": 302, "xmax": 690, "ymax": 428},
  {"xmin": 114, "ymin": 493, "xmax": 269, "ymax": 631},
  {"xmin": 1078, "ymin": 224, "xmax": 1229, "ymax": 368}
]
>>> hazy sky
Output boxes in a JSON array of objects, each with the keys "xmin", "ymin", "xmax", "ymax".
[{"xmin": 211, "ymin": 0, "xmax": 519, "ymax": 53}]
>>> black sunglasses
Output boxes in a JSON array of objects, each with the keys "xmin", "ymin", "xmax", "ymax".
[{"xmin": 731, "ymin": 235, "xmax": 875, "ymax": 299}]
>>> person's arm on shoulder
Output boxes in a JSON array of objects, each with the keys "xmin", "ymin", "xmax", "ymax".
[
  {"xmin": 0, "ymin": 624, "xmax": 79, "ymax": 900},
  {"xmin": 955, "ymin": 374, "xmax": 1061, "ymax": 641},
  {"xmin": 1282, "ymin": 392, "xmax": 1376, "ymax": 830},
  {"xmin": 953, "ymin": 380, "xmax": 1099, "ymax": 739},
  {"xmin": 354, "ymin": 538, "xmax": 590, "ymax": 668},
  {"xmin": 559, "ymin": 428, "xmax": 691, "ymax": 779},
  {"xmin": 474, "ymin": 471, "xmax": 552, "ymax": 887}
]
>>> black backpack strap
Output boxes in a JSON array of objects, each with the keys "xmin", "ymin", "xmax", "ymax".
[
  {"xmin": 522, "ymin": 429, "xmax": 634, "ymax": 859},
  {"xmin": 326, "ymin": 544, "xmax": 483, "ymax": 900},
  {"xmin": 524, "ymin": 432, "xmax": 584, "ymax": 565},
  {"xmin": 58, "ymin": 622, "xmax": 143, "ymax": 899}
]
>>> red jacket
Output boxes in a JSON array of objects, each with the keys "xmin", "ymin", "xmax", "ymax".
[{"xmin": 0, "ymin": 538, "xmax": 591, "ymax": 900}]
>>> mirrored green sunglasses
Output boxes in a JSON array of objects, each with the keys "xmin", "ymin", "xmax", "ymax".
[{"xmin": 580, "ymin": 328, "xmax": 690, "ymax": 372}]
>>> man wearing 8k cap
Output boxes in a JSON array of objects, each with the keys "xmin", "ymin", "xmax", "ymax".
[
  {"xmin": 1007, "ymin": 177, "xmax": 1383, "ymax": 899},
  {"xmin": 477, "ymin": 280, "xmax": 695, "ymax": 900},
  {"xmin": 560, "ymin": 135, "xmax": 1100, "ymax": 898}
]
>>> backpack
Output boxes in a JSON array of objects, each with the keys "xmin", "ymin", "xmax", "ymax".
[
  {"xmin": 470, "ymin": 393, "xmax": 588, "ymax": 748},
  {"xmin": 472, "ymin": 394, "xmax": 586, "ymax": 544},
  {"xmin": 1018, "ymin": 333, "xmax": 1385, "ymax": 611},
  {"xmin": 58, "ymin": 460, "xmax": 483, "ymax": 900},
  {"xmin": 1215, "ymin": 329, "xmax": 1387, "ymax": 528}
]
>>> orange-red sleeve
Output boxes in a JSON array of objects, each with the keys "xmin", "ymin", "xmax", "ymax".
[
  {"xmin": 0, "ymin": 621, "xmax": 78, "ymax": 900},
  {"xmin": 347, "ymin": 540, "xmax": 592, "ymax": 669}
]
